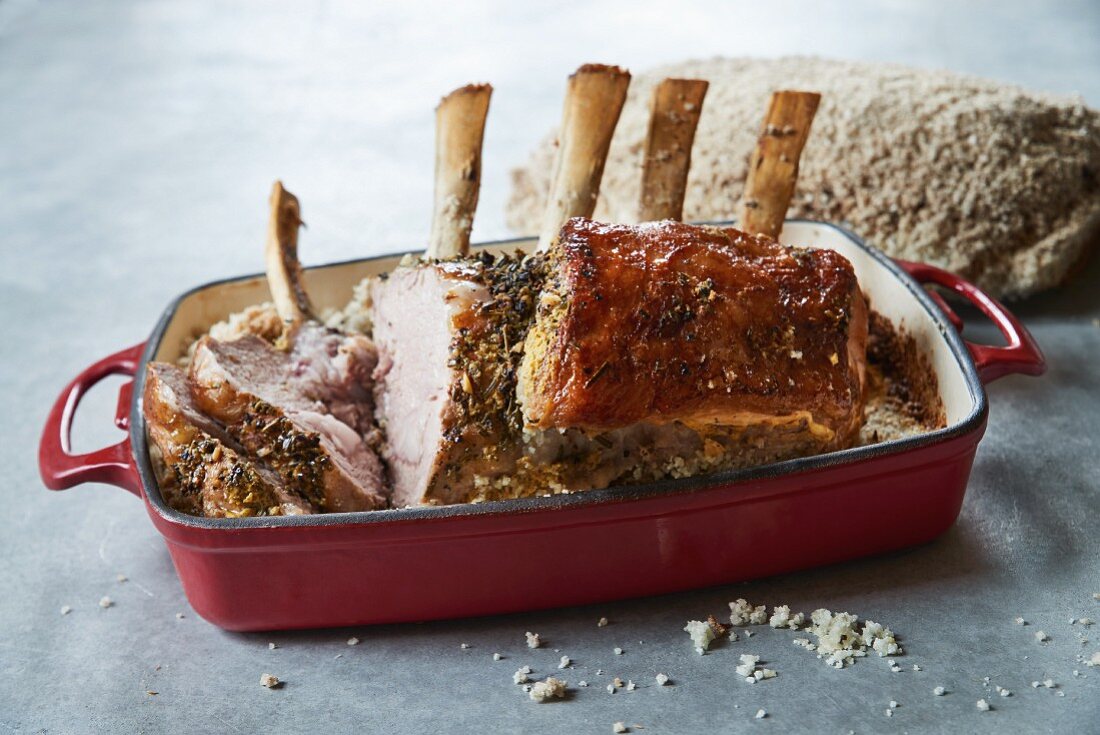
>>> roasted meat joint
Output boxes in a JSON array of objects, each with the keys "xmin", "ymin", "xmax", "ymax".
[{"xmin": 143, "ymin": 64, "xmax": 932, "ymax": 519}]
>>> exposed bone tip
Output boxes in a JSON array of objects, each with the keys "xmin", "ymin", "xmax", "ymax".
[
  {"xmin": 776, "ymin": 89, "xmax": 822, "ymax": 102},
  {"xmin": 269, "ymin": 180, "xmax": 299, "ymax": 212},
  {"xmin": 438, "ymin": 83, "xmax": 493, "ymax": 108},
  {"xmin": 572, "ymin": 63, "xmax": 631, "ymax": 79},
  {"xmin": 661, "ymin": 77, "xmax": 709, "ymax": 87},
  {"xmin": 737, "ymin": 89, "xmax": 822, "ymax": 239},
  {"xmin": 270, "ymin": 184, "xmax": 302, "ymax": 231},
  {"xmin": 638, "ymin": 78, "xmax": 709, "ymax": 222}
]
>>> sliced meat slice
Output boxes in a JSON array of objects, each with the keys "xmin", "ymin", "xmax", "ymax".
[
  {"xmin": 142, "ymin": 362, "xmax": 313, "ymax": 517},
  {"xmin": 189, "ymin": 335, "xmax": 387, "ymax": 512},
  {"xmin": 369, "ymin": 253, "xmax": 543, "ymax": 507},
  {"xmin": 519, "ymin": 217, "xmax": 868, "ymax": 449}
]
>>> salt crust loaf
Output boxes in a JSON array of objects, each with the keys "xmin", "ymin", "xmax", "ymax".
[{"xmin": 506, "ymin": 57, "xmax": 1100, "ymax": 299}]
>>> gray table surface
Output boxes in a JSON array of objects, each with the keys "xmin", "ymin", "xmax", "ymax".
[{"xmin": 2, "ymin": 1, "xmax": 1098, "ymax": 733}]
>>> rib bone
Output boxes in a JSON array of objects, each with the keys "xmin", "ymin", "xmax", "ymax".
[
  {"xmin": 637, "ymin": 78, "xmax": 708, "ymax": 222},
  {"xmin": 737, "ymin": 90, "xmax": 821, "ymax": 239},
  {"xmin": 536, "ymin": 64, "xmax": 631, "ymax": 251},
  {"xmin": 426, "ymin": 84, "xmax": 493, "ymax": 259},
  {"xmin": 265, "ymin": 181, "xmax": 314, "ymax": 324}
]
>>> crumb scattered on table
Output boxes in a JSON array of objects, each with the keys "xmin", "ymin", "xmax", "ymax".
[{"xmin": 528, "ymin": 677, "xmax": 566, "ymax": 702}]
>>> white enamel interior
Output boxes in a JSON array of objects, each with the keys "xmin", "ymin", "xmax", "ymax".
[{"xmin": 152, "ymin": 223, "xmax": 977, "ymax": 430}]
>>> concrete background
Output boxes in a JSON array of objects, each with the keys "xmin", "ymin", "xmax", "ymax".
[{"xmin": 1, "ymin": 1, "xmax": 1097, "ymax": 732}]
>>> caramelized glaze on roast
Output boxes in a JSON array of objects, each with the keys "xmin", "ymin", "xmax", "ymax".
[{"xmin": 520, "ymin": 218, "xmax": 868, "ymax": 448}]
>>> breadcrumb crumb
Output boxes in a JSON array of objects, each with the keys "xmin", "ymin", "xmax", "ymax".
[
  {"xmin": 933, "ymin": 686, "xmax": 946, "ymax": 696},
  {"xmin": 529, "ymin": 677, "xmax": 566, "ymax": 702},
  {"xmin": 260, "ymin": 673, "xmax": 280, "ymax": 689},
  {"xmin": 493, "ymin": 653, "xmax": 503, "ymax": 661},
  {"xmin": 559, "ymin": 656, "xmax": 571, "ymax": 669},
  {"xmin": 976, "ymin": 698, "xmax": 991, "ymax": 711},
  {"xmin": 1035, "ymin": 630, "xmax": 1049, "ymax": 643},
  {"xmin": 60, "ymin": 605, "xmax": 71, "ymax": 616},
  {"xmin": 768, "ymin": 605, "xmax": 804, "ymax": 629},
  {"xmin": 728, "ymin": 599, "xmax": 754, "ymax": 626},
  {"xmin": 755, "ymin": 709, "xmax": 767, "ymax": 719},
  {"xmin": 613, "ymin": 723, "xmax": 628, "ymax": 734},
  {"xmin": 598, "ymin": 617, "xmax": 609, "ymax": 627},
  {"xmin": 347, "ymin": 637, "xmax": 360, "ymax": 646},
  {"xmin": 684, "ymin": 620, "xmax": 716, "ymax": 652},
  {"xmin": 655, "ymin": 673, "xmax": 670, "ymax": 686},
  {"xmin": 526, "ymin": 632, "xmax": 541, "ymax": 649},
  {"xmin": 99, "ymin": 597, "xmax": 113, "ymax": 609}
]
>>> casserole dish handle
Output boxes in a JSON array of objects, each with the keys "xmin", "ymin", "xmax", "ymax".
[
  {"xmin": 39, "ymin": 343, "xmax": 144, "ymax": 495},
  {"xmin": 898, "ymin": 260, "xmax": 1046, "ymax": 383}
]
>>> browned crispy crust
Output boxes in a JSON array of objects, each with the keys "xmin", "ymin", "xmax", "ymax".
[{"xmin": 520, "ymin": 218, "xmax": 867, "ymax": 447}]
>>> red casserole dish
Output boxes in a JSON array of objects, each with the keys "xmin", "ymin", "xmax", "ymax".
[{"xmin": 38, "ymin": 221, "xmax": 1044, "ymax": 631}]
